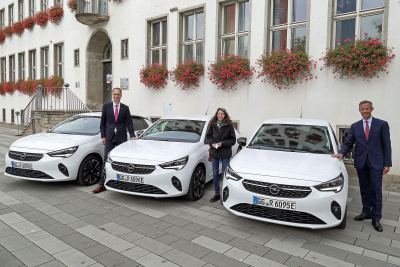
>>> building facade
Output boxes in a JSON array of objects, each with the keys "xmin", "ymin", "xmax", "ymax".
[{"xmin": 1, "ymin": 0, "xmax": 399, "ymax": 174}]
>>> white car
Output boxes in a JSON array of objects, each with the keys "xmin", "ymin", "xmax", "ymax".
[
  {"xmin": 222, "ymin": 118, "xmax": 348, "ymax": 229},
  {"xmin": 104, "ymin": 115, "xmax": 240, "ymax": 200},
  {"xmin": 4, "ymin": 113, "xmax": 152, "ymax": 185}
]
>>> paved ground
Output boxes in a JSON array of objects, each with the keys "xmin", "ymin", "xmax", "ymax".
[{"xmin": 1, "ymin": 126, "xmax": 400, "ymax": 267}]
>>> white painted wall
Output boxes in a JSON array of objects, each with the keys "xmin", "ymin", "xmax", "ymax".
[{"xmin": 1, "ymin": 0, "xmax": 399, "ymax": 174}]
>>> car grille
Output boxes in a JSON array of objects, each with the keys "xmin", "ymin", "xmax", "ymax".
[
  {"xmin": 111, "ymin": 161, "xmax": 156, "ymax": 174},
  {"xmin": 5, "ymin": 167, "xmax": 53, "ymax": 179},
  {"xmin": 230, "ymin": 203, "xmax": 326, "ymax": 225},
  {"xmin": 106, "ymin": 180, "xmax": 167, "ymax": 194},
  {"xmin": 8, "ymin": 151, "xmax": 44, "ymax": 162},
  {"xmin": 242, "ymin": 180, "xmax": 312, "ymax": 198}
]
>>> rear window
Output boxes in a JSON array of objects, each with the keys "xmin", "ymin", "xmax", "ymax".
[{"xmin": 132, "ymin": 117, "xmax": 147, "ymax": 130}]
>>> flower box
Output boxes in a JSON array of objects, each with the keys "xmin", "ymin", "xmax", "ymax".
[
  {"xmin": 35, "ymin": 11, "xmax": 49, "ymax": 27},
  {"xmin": 11, "ymin": 22, "xmax": 25, "ymax": 35},
  {"xmin": 48, "ymin": 5, "xmax": 64, "ymax": 24},
  {"xmin": 22, "ymin": 17, "xmax": 36, "ymax": 30},
  {"xmin": 170, "ymin": 60, "xmax": 204, "ymax": 90},
  {"xmin": 139, "ymin": 63, "xmax": 168, "ymax": 90}
]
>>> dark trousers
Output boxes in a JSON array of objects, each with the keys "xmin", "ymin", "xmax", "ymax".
[
  {"xmin": 356, "ymin": 156, "xmax": 383, "ymax": 221},
  {"xmin": 211, "ymin": 157, "xmax": 230, "ymax": 195},
  {"xmin": 99, "ymin": 134, "xmax": 122, "ymax": 186}
]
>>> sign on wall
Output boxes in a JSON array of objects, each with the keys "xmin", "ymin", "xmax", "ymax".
[{"xmin": 120, "ymin": 78, "xmax": 129, "ymax": 90}]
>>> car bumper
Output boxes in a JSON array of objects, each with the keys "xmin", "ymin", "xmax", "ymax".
[
  {"xmin": 4, "ymin": 152, "xmax": 79, "ymax": 182},
  {"xmin": 221, "ymin": 176, "xmax": 348, "ymax": 229},
  {"xmin": 104, "ymin": 162, "xmax": 194, "ymax": 198}
]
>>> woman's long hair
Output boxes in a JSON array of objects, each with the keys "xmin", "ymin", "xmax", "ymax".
[{"xmin": 210, "ymin": 108, "xmax": 234, "ymax": 127}]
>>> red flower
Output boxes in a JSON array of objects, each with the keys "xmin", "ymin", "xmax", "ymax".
[
  {"xmin": 48, "ymin": 5, "xmax": 64, "ymax": 24},
  {"xmin": 170, "ymin": 60, "xmax": 204, "ymax": 90},
  {"xmin": 22, "ymin": 16, "xmax": 36, "ymax": 30},
  {"xmin": 35, "ymin": 10, "xmax": 49, "ymax": 27},
  {"xmin": 11, "ymin": 22, "xmax": 25, "ymax": 35},
  {"xmin": 139, "ymin": 63, "xmax": 168, "ymax": 90},
  {"xmin": 67, "ymin": 0, "xmax": 78, "ymax": 12}
]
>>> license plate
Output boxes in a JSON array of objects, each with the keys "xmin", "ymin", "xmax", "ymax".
[
  {"xmin": 117, "ymin": 174, "xmax": 144, "ymax": 184},
  {"xmin": 253, "ymin": 196, "xmax": 296, "ymax": 211},
  {"xmin": 12, "ymin": 162, "xmax": 33, "ymax": 170}
]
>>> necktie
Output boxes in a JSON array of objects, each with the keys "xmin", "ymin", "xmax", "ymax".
[
  {"xmin": 365, "ymin": 121, "xmax": 369, "ymax": 140},
  {"xmin": 115, "ymin": 105, "xmax": 118, "ymax": 122}
]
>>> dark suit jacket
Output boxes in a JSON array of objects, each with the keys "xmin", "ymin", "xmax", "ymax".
[
  {"xmin": 339, "ymin": 117, "xmax": 392, "ymax": 170},
  {"xmin": 100, "ymin": 102, "xmax": 135, "ymax": 142}
]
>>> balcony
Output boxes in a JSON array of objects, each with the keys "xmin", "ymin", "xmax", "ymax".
[{"xmin": 75, "ymin": 0, "xmax": 110, "ymax": 26}]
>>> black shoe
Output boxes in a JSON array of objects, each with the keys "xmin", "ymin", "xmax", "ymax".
[
  {"xmin": 210, "ymin": 195, "xmax": 221, "ymax": 203},
  {"xmin": 372, "ymin": 220, "xmax": 383, "ymax": 232},
  {"xmin": 354, "ymin": 213, "xmax": 372, "ymax": 221}
]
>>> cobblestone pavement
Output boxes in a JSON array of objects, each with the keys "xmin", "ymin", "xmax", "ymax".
[{"xmin": 1, "ymin": 126, "xmax": 400, "ymax": 267}]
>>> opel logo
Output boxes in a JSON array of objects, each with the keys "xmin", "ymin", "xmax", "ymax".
[
  {"xmin": 20, "ymin": 153, "xmax": 27, "ymax": 160},
  {"xmin": 270, "ymin": 184, "xmax": 280, "ymax": 195},
  {"xmin": 128, "ymin": 164, "xmax": 135, "ymax": 173}
]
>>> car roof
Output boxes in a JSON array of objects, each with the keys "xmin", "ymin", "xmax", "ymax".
[
  {"xmin": 262, "ymin": 118, "xmax": 331, "ymax": 127},
  {"xmin": 159, "ymin": 115, "xmax": 212, "ymax": 121},
  {"xmin": 74, "ymin": 112, "xmax": 149, "ymax": 119}
]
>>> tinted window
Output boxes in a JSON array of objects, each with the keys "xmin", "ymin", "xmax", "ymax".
[
  {"xmin": 248, "ymin": 124, "xmax": 334, "ymax": 154},
  {"xmin": 132, "ymin": 117, "xmax": 146, "ymax": 130},
  {"xmin": 141, "ymin": 119, "xmax": 206, "ymax": 143},
  {"xmin": 51, "ymin": 116, "xmax": 101, "ymax": 135}
]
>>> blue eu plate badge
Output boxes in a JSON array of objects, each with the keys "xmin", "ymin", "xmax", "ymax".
[{"xmin": 117, "ymin": 174, "xmax": 120, "ymax": 181}]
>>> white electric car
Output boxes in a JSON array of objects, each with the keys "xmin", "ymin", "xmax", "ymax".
[
  {"xmin": 222, "ymin": 118, "xmax": 348, "ymax": 229},
  {"xmin": 4, "ymin": 113, "xmax": 152, "ymax": 185},
  {"xmin": 104, "ymin": 115, "xmax": 240, "ymax": 200}
]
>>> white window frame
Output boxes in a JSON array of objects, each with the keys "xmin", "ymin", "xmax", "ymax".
[
  {"xmin": 18, "ymin": 0, "xmax": 24, "ymax": 21},
  {"xmin": 0, "ymin": 9, "xmax": 5, "ymax": 29},
  {"xmin": 180, "ymin": 8, "xmax": 205, "ymax": 63},
  {"xmin": 54, "ymin": 43, "xmax": 63, "ymax": 78},
  {"xmin": 29, "ymin": 49, "xmax": 36, "ymax": 79},
  {"xmin": 54, "ymin": 0, "xmax": 62, "ymax": 6},
  {"xmin": 29, "ymin": 0, "xmax": 35, "ymax": 17},
  {"xmin": 148, "ymin": 17, "xmax": 168, "ymax": 65},
  {"xmin": 9, "ymin": 55, "xmax": 16, "ymax": 82},
  {"xmin": 74, "ymin": 49, "xmax": 80, "ymax": 67},
  {"xmin": 332, "ymin": 0, "xmax": 386, "ymax": 48},
  {"xmin": 41, "ymin": 0, "xmax": 48, "ymax": 11},
  {"xmin": 121, "ymin": 39, "xmax": 128, "ymax": 59},
  {"xmin": 8, "ymin": 4, "xmax": 14, "ymax": 26},
  {"xmin": 220, "ymin": 0, "xmax": 250, "ymax": 58},
  {"xmin": 18, "ymin": 52, "xmax": 25, "ymax": 80},
  {"xmin": 1, "ymin": 58, "xmax": 6, "ymax": 82},
  {"xmin": 41, "ymin": 47, "xmax": 49, "ymax": 78},
  {"xmin": 269, "ymin": 0, "xmax": 308, "ymax": 52}
]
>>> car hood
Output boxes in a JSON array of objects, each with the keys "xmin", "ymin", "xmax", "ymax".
[
  {"xmin": 231, "ymin": 148, "xmax": 342, "ymax": 183},
  {"xmin": 110, "ymin": 140, "xmax": 199, "ymax": 163},
  {"xmin": 11, "ymin": 133, "xmax": 96, "ymax": 152}
]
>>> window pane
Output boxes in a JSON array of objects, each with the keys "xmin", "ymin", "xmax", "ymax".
[
  {"xmin": 293, "ymin": 0, "xmax": 307, "ymax": 22},
  {"xmin": 223, "ymin": 4, "xmax": 235, "ymax": 34},
  {"xmin": 361, "ymin": 14, "xmax": 382, "ymax": 40},
  {"xmin": 196, "ymin": 12, "xmax": 204, "ymax": 39},
  {"xmin": 238, "ymin": 35, "xmax": 248, "ymax": 58},
  {"xmin": 238, "ymin": 1, "xmax": 249, "ymax": 32},
  {"xmin": 184, "ymin": 14, "xmax": 194, "ymax": 41},
  {"xmin": 272, "ymin": 29, "xmax": 287, "ymax": 51},
  {"xmin": 223, "ymin": 38, "xmax": 235, "ymax": 55},
  {"xmin": 335, "ymin": 18, "xmax": 355, "ymax": 46},
  {"xmin": 162, "ymin": 49, "xmax": 167, "ymax": 64},
  {"xmin": 362, "ymin": 0, "xmax": 383, "ymax": 10},
  {"xmin": 151, "ymin": 50, "xmax": 159, "ymax": 64},
  {"xmin": 337, "ymin": 0, "xmax": 356, "ymax": 14},
  {"xmin": 196, "ymin": 42, "xmax": 203, "ymax": 63},
  {"xmin": 273, "ymin": 0, "xmax": 288, "ymax": 25},
  {"xmin": 183, "ymin": 44, "xmax": 193, "ymax": 61},
  {"xmin": 152, "ymin": 22, "xmax": 160, "ymax": 46},
  {"xmin": 291, "ymin": 26, "xmax": 306, "ymax": 51},
  {"xmin": 162, "ymin": 21, "xmax": 167, "ymax": 45}
]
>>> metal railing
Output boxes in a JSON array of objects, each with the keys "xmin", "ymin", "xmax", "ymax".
[
  {"xmin": 77, "ymin": 0, "xmax": 108, "ymax": 15},
  {"xmin": 21, "ymin": 95, "xmax": 36, "ymax": 126}
]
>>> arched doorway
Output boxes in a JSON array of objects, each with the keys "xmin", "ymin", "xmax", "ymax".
[{"xmin": 86, "ymin": 30, "xmax": 112, "ymax": 110}]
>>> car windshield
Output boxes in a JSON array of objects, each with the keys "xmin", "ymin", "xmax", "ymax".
[
  {"xmin": 50, "ymin": 116, "xmax": 101, "ymax": 135},
  {"xmin": 248, "ymin": 124, "xmax": 334, "ymax": 154},
  {"xmin": 141, "ymin": 119, "xmax": 206, "ymax": 143}
]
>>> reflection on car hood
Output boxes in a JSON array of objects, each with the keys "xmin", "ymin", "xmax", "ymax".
[
  {"xmin": 11, "ymin": 133, "xmax": 96, "ymax": 152},
  {"xmin": 110, "ymin": 140, "xmax": 199, "ymax": 163},
  {"xmin": 231, "ymin": 148, "xmax": 341, "ymax": 183}
]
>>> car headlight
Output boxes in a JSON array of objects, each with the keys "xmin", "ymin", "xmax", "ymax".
[
  {"xmin": 160, "ymin": 156, "xmax": 189, "ymax": 170},
  {"xmin": 48, "ymin": 146, "xmax": 78, "ymax": 158},
  {"xmin": 225, "ymin": 165, "xmax": 242, "ymax": 181},
  {"xmin": 314, "ymin": 173, "xmax": 344, "ymax": 193},
  {"xmin": 106, "ymin": 153, "xmax": 113, "ymax": 163}
]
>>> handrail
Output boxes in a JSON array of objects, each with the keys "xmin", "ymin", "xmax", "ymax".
[
  {"xmin": 77, "ymin": 0, "xmax": 108, "ymax": 15},
  {"xmin": 21, "ymin": 95, "xmax": 36, "ymax": 126}
]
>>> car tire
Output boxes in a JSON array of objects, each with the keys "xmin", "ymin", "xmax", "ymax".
[
  {"xmin": 186, "ymin": 165, "xmax": 206, "ymax": 201},
  {"xmin": 76, "ymin": 155, "xmax": 102, "ymax": 186},
  {"xmin": 337, "ymin": 207, "xmax": 347, "ymax": 229}
]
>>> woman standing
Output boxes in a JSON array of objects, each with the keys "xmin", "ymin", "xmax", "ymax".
[{"xmin": 207, "ymin": 108, "xmax": 236, "ymax": 202}]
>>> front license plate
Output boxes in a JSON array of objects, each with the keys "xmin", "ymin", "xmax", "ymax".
[
  {"xmin": 117, "ymin": 174, "xmax": 144, "ymax": 184},
  {"xmin": 253, "ymin": 196, "xmax": 296, "ymax": 211},
  {"xmin": 12, "ymin": 161, "xmax": 33, "ymax": 170}
]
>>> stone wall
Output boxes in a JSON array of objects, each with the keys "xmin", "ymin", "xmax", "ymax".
[{"xmin": 21, "ymin": 111, "xmax": 73, "ymax": 136}]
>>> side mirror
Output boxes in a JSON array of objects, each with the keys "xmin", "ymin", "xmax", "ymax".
[
  {"xmin": 136, "ymin": 130, "xmax": 144, "ymax": 138},
  {"xmin": 237, "ymin": 137, "xmax": 247, "ymax": 147}
]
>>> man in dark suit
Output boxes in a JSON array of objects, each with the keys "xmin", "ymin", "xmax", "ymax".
[
  {"xmin": 92, "ymin": 87, "xmax": 136, "ymax": 193},
  {"xmin": 332, "ymin": 100, "xmax": 391, "ymax": 232}
]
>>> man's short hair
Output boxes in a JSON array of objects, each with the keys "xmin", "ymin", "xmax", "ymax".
[
  {"xmin": 112, "ymin": 87, "xmax": 122, "ymax": 95},
  {"xmin": 359, "ymin": 100, "xmax": 373, "ymax": 108}
]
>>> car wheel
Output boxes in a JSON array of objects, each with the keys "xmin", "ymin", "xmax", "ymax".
[
  {"xmin": 186, "ymin": 165, "xmax": 206, "ymax": 201},
  {"xmin": 76, "ymin": 155, "xmax": 102, "ymax": 186},
  {"xmin": 337, "ymin": 207, "xmax": 347, "ymax": 229}
]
